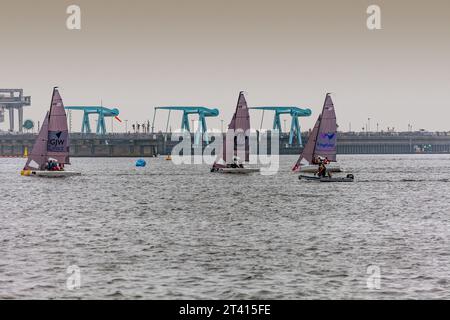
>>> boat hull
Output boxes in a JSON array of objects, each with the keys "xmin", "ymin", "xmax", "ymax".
[
  {"xmin": 298, "ymin": 174, "xmax": 354, "ymax": 183},
  {"xmin": 21, "ymin": 170, "xmax": 81, "ymax": 178},
  {"xmin": 299, "ymin": 163, "xmax": 342, "ymax": 173},
  {"xmin": 212, "ymin": 167, "xmax": 260, "ymax": 174}
]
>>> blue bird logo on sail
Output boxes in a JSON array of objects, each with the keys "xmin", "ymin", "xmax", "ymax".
[
  {"xmin": 316, "ymin": 132, "xmax": 336, "ymax": 150},
  {"xmin": 320, "ymin": 133, "xmax": 335, "ymax": 140}
]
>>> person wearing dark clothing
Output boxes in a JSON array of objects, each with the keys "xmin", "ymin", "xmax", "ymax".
[
  {"xmin": 317, "ymin": 163, "xmax": 327, "ymax": 178},
  {"xmin": 47, "ymin": 160, "xmax": 54, "ymax": 171}
]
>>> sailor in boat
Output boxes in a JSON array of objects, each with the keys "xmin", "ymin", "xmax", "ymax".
[
  {"xmin": 315, "ymin": 156, "xmax": 331, "ymax": 178},
  {"xmin": 210, "ymin": 156, "xmax": 244, "ymax": 172},
  {"xmin": 230, "ymin": 156, "xmax": 244, "ymax": 169},
  {"xmin": 46, "ymin": 160, "xmax": 64, "ymax": 171},
  {"xmin": 316, "ymin": 161, "xmax": 326, "ymax": 178},
  {"xmin": 311, "ymin": 156, "xmax": 319, "ymax": 165}
]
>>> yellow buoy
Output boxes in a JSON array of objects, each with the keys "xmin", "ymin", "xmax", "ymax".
[
  {"xmin": 21, "ymin": 170, "xmax": 31, "ymax": 176},
  {"xmin": 23, "ymin": 147, "xmax": 28, "ymax": 158}
]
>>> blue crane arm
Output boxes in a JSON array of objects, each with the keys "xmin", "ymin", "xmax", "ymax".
[
  {"xmin": 155, "ymin": 106, "xmax": 219, "ymax": 117},
  {"xmin": 199, "ymin": 108, "xmax": 219, "ymax": 117},
  {"xmin": 65, "ymin": 106, "xmax": 120, "ymax": 116},
  {"xmin": 250, "ymin": 106, "xmax": 311, "ymax": 117},
  {"xmin": 152, "ymin": 106, "xmax": 219, "ymax": 144},
  {"xmin": 64, "ymin": 105, "xmax": 121, "ymax": 134},
  {"xmin": 290, "ymin": 108, "xmax": 312, "ymax": 117},
  {"xmin": 250, "ymin": 106, "xmax": 311, "ymax": 146}
]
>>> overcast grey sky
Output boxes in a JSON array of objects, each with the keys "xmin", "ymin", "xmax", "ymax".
[{"xmin": 1, "ymin": 0, "xmax": 449, "ymax": 132}]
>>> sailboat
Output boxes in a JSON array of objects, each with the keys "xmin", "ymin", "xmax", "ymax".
[
  {"xmin": 292, "ymin": 93, "xmax": 342, "ymax": 174},
  {"xmin": 211, "ymin": 91, "xmax": 259, "ymax": 174},
  {"xmin": 21, "ymin": 87, "xmax": 81, "ymax": 177}
]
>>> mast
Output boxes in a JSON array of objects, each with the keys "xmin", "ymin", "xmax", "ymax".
[{"xmin": 310, "ymin": 114, "xmax": 322, "ymax": 161}]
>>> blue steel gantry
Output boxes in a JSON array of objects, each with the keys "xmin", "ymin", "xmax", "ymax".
[
  {"xmin": 152, "ymin": 106, "xmax": 219, "ymax": 144},
  {"xmin": 65, "ymin": 106, "xmax": 121, "ymax": 135},
  {"xmin": 250, "ymin": 106, "xmax": 312, "ymax": 146}
]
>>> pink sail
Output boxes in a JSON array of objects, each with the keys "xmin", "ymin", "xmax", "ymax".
[
  {"xmin": 228, "ymin": 91, "xmax": 251, "ymax": 133},
  {"xmin": 224, "ymin": 91, "xmax": 250, "ymax": 163},
  {"xmin": 47, "ymin": 88, "xmax": 70, "ymax": 164},
  {"xmin": 23, "ymin": 112, "xmax": 49, "ymax": 170},
  {"xmin": 315, "ymin": 94, "xmax": 337, "ymax": 161},
  {"xmin": 292, "ymin": 116, "xmax": 321, "ymax": 171},
  {"xmin": 292, "ymin": 93, "xmax": 337, "ymax": 171}
]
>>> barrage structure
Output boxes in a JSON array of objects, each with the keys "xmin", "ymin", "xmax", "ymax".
[{"xmin": 1, "ymin": 131, "xmax": 450, "ymax": 157}]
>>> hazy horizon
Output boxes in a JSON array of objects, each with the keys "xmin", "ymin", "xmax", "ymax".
[{"xmin": 1, "ymin": 0, "xmax": 449, "ymax": 132}]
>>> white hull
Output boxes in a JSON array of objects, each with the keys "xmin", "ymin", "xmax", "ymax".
[
  {"xmin": 299, "ymin": 174, "xmax": 354, "ymax": 183},
  {"xmin": 214, "ymin": 167, "xmax": 260, "ymax": 174},
  {"xmin": 22, "ymin": 170, "xmax": 81, "ymax": 178},
  {"xmin": 299, "ymin": 163, "xmax": 342, "ymax": 173}
]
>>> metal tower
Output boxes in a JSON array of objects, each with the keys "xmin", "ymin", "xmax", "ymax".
[
  {"xmin": 0, "ymin": 89, "xmax": 31, "ymax": 132},
  {"xmin": 250, "ymin": 106, "xmax": 312, "ymax": 146},
  {"xmin": 65, "ymin": 106, "xmax": 121, "ymax": 135},
  {"xmin": 152, "ymin": 106, "xmax": 219, "ymax": 144}
]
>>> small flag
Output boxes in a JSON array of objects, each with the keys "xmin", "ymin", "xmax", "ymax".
[{"xmin": 115, "ymin": 116, "xmax": 122, "ymax": 123}]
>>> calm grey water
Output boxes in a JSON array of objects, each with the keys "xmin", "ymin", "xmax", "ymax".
[{"xmin": 1, "ymin": 154, "xmax": 450, "ymax": 299}]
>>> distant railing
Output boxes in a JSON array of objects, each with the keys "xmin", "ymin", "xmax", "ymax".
[{"xmin": 1, "ymin": 130, "xmax": 450, "ymax": 138}]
